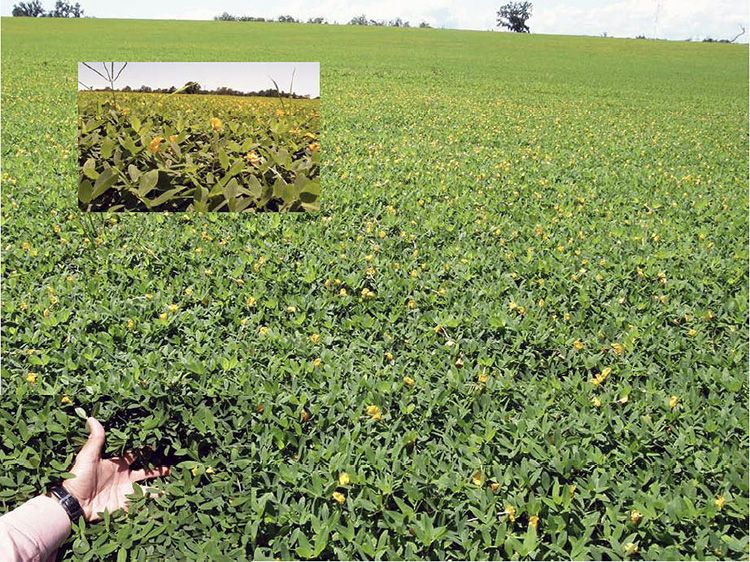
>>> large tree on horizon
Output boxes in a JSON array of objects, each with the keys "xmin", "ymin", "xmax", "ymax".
[{"xmin": 496, "ymin": 2, "xmax": 532, "ymax": 33}]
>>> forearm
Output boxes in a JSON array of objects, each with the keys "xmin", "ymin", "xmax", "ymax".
[{"xmin": 0, "ymin": 495, "xmax": 72, "ymax": 562}]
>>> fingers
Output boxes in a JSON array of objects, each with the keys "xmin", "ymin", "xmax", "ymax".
[
  {"xmin": 123, "ymin": 450, "xmax": 137, "ymax": 465},
  {"xmin": 130, "ymin": 465, "xmax": 171, "ymax": 483},
  {"xmin": 78, "ymin": 417, "xmax": 105, "ymax": 461}
]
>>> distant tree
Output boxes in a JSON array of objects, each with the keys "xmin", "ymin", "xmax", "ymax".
[
  {"xmin": 496, "ymin": 2, "xmax": 532, "ymax": 33},
  {"xmin": 215, "ymin": 12, "xmax": 236, "ymax": 21},
  {"xmin": 307, "ymin": 17, "xmax": 326, "ymax": 24},
  {"xmin": 389, "ymin": 17, "xmax": 409, "ymax": 27},
  {"xmin": 348, "ymin": 14, "xmax": 369, "ymax": 25},
  {"xmin": 121, "ymin": 85, "xmax": 132, "ymax": 92},
  {"xmin": 50, "ymin": 0, "xmax": 83, "ymax": 17},
  {"xmin": 419, "ymin": 21, "xmax": 431, "ymax": 28},
  {"xmin": 182, "ymin": 82, "xmax": 200, "ymax": 95},
  {"xmin": 12, "ymin": 1, "xmax": 45, "ymax": 16},
  {"xmin": 277, "ymin": 15, "xmax": 297, "ymax": 23},
  {"xmin": 138, "ymin": 85, "xmax": 152, "ymax": 93}
]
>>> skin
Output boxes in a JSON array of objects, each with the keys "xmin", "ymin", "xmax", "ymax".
[{"xmin": 61, "ymin": 417, "xmax": 170, "ymax": 522}]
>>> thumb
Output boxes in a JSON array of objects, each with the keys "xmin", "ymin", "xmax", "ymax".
[{"xmin": 78, "ymin": 417, "xmax": 105, "ymax": 460}]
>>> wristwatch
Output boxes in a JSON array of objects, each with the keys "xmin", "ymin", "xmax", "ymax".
[{"xmin": 48, "ymin": 485, "xmax": 85, "ymax": 521}]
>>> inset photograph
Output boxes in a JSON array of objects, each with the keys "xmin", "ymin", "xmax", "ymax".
[{"xmin": 77, "ymin": 62, "xmax": 320, "ymax": 212}]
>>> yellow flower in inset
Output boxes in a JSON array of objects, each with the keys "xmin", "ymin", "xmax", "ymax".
[
  {"xmin": 126, "ymin": 319, "xmax": 134, "ymax": 331},
  {"xmin": 478, "ymin": 372, "xmax": 488, "ymax": 384},
  {"xmin": 471, "ymin": 470, "xmax": 483, "ymax": 486},
  {"xmin": 688, "ymin": 329, "xmax": 697, "ymax": 337},
  {"xmin": 339, "ymin": 288, "xmax": 348, "ymax": 297},
  {"xmin": 185, "ymin": 287, "xmax": 193, "ymax": 296},
  {"xmin": 434, "ymin": 325, "xmax": 442, "ymax": 334},
  {"xmin": 529, "ymin": 515, "xmax": 539, "ymax": 529},
  {"xmin": 259, "ymin": 326, "xmax": 269, "ymax": 335},
  {"xmin": 669, "ymin": 395, "xmax": 678, "ymax": 409},
  {"xmin": 715, "ymin": 495, "xmax": 725, "ymax": 510},
  {"xmin": 573, "ymin": 340, "xmax": 584, "ymax": 350},
  {"xmin": 403, "ymin": 376, "xmax": 415, "ymax": 387},
  {"xmin": 287, "ymin": 306, "xmax": 297, "ymax": 313},
  {"xmin": 366, "ymin": 405, "xmax": 382, "ymax": 421},
  {"xmin": 159, "ymin": 313, "xmax": 168, "ymax": 321},
  {"xmin": 311, "ymin": 333, "xmax": 321, "ymax": 344},
  {"xmin": 591, "ymin": 396, "xmax": 601, "ymax": 408},
  {"xmin": 43, "ymin": 308, "xmax": 50, "ymax": 318},
  {"xmin": 378, "ymin": 230, "xmax": 386, "ymax": 239},
  {"xmin": 408, "ymin": 299, "xmax": 417, "ymax": 309},
  {"xmin": 506, "ymin": 505, "xmax": 516, "ymax": 522},
  {"xmin": 309, "ymin": 142, "xmax": 321, "ymax": 152},
  {"xmin": 338, "ymin": 473, "xmax": 351, "ymax": 486},
  {"xmin": 246, "ymin": 151, "xmax": 260, "ymax": 165},
  {"xmin": 191, "ymin": 467, "xmax": 198, "ymax": 476},
  {"xmin": 332, "ymin": 491, "xmax": 346, "ymax": 504},
  {"xmin": 26, "ymin": 372, "xmax": 36, "ymax": 384},
  {"xmin": 148, "ymin": 136, "xmax": 163, "ymax": 153},
  {"xmin": 612, "ymin": 343, "xmax": 624, "ymax": 355},
  {"xmin": 145, "ymin": 293, "xmax": 154, "ymax": 300},
  {"xmin": 384, "ymin": 351, "xmax": 393, "ymax": 361},
  {"xmin": 210, "ymin": 117, "xmax": 223, "ymax": 131},
  {"xmin": 246, "ymin": 296, "xmax": 257, "ymax": 307},
  {"xmin": 313, "ymin": 358, "xmax": 322, "ymax": 368},
  {"xmin": 490, "ymin": 482, "xmax": 500, "ymax": 492},
  {"xmin": 301, "ymin": 409, "xmax": 311, "ymax": 422},
  {"xmin": 168, "ymin": 304, "xmax": 178, "ymax": 313},
  {"xmin": 61, "ymin": 396, "xmax": 72, "ymax": 404},
  {"xmin": 630, "ymin": 509, "xmax": 642, "ymax": 523}
]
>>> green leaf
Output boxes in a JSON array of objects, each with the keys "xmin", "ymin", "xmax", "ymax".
[
  {"xmin": 139, "ymin": 170, "xmax": 159, "ymax": 197},
  {"xmin": 78, "ymin": 180, "xmax": 93, "ymax": 205},
  {"xmin": 91, "ymin": 167, "xmax": 118, "ymax": 200},
  {"xmin": 101, "ymin": 137, "xmax": 115, "ymax": 159},
  {"xmin": 82, "ymin": 158, "xmax": 99, "ymax": 180}
]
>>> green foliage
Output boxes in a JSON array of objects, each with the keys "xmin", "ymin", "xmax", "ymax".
[
  {"xmin": 78, "ymin": 92, "xmax": 320, "ymax": 212},
  {"xmin": 2, "ymin": 16, "xmax": 749, "ymax": 561}
]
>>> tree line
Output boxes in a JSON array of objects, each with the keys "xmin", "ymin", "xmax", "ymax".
[
  {"xmin": 214, "ymin": 12, "xmax": 432, "ymax": 28},
  {"xmin": 12, "ymin": 0, "xmax": 83, "ymax": 17},
  {"xmin": 82, "ymin": 83, "xmax": 316, "ymax": 100}
]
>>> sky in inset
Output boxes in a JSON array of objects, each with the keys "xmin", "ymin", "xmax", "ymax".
[{"xmin": 77, "ymin": 62, "xmax": 320, "ymax": 97}]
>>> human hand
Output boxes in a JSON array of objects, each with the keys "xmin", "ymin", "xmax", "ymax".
[{"xmin": 62, "ymin": 417, "xmax": 170, "ymax": 522}]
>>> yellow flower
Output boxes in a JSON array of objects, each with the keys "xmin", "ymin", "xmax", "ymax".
[
  {"xmin": 169, "ymin": 135, "xmax": 178, "ymax": 143},
  {"xmin": 384, "ymin": 351, "xmax": 393, "ymax": 361},
  {"xmin": 569, "ymin": 485, "xmax": 577, "ymax": 497},
  {"xmin": 715, "ymin": 495, "xmax": 725, "ymax": 510},
  {"xmin": 310, "ymin": 333, "xmax": 321, "ymax": 344},
  {"xmin": 366, "ymin": 405, "xmax": 382, "ymax": 421},
  {"xmin": 26, "ymin": 372, "xmax": 36, "ymax": 384},
  {"xmin": 455, "ymin": 358, "xmax": 464, "ymax": 368},
  {"xmin": 361, "ymin": 288, "xmax": 375, "ymax": 299},
  {"xmin": 688, "ymin": 329, "xmax": 697, "ymax": 337},
  {"xmin": 478, "ymin": 372, "xmax": 488, "ymax": 384},
  {"xmin": 159, "ymin": 313, "xmax": 168, "ymax": 321},
  {"xmin": 332, "ymin": 491, "xmax": 346, "ymax": 504},
  {"xmin": 408, "ymin": 299, "xmax": 417, "ymax": 309},
  {"xmin": 538, "ymin": 299, "xmax": 545, "ymax": 308},
  {"xmin": 471, "ymin": 470, "xmax": 483, "ymax": 486},
  {"xmin": 403, "ymin": 376, "xmax": 415, "ymax": 387},
  {"xmin": 705, "ymin": 310, "xmax": 714, "ymax": 321},
  {"xmin": 630, "ymin": 509, "xmax": 642, "ymax": 523},
  {"xmin": 145, "ymin": 293, "xmax": 154, "ymax": 300},
  {"xmin": 205, "ymin": 467, "xmax": 215, "ymax": 475},
  {"xmin": 612, "ymin": 343, "xmax": 624, "ymax": 355},
  {"xmin": 301, "ymin": 409, "xmax": 311, "ymax": 422},
  {"xmin": 529, "ymin": 515, "xmax": 539, "ymax": 529},
  {"xmin": 378, "ymin": 230, "xmax": 386, "ymax": 239},
  {"xmin": 617, "ymin": 394, "xmax": 629, "ymax": 405},
  {"xmin": 313, "ymin": 358, "xmax": 322, "ymax": 368},
  {"xmin": 246, "ymin": 296, "xmax": 257, "ymax": 307},
  {"xmin": 591, "ymin": 396, "xmax": 601, "ymax": 408},
  {"xmin": 126, "ymin": 319, "xmax": 134, "ymax": 331},
  {"xmin": 669, "ymin": 395, "xmax": 678, "ymax": 409},
  {"xmin": 339, "ymin": 288, "xmax": 348, "ymax": 297},
  {"xmin": 287, "ymin": 306, "xmax": 297, "ymax": 313},
  {"xmin": 191, "ymin": 467, "xmax": 198, "ymax": 477},
  {"xmin": 168, "ymin": 304, "xmax": 178, "ymax": 313},
  {"xmin": 309, "ymin": 142, "xmax": 321, "ymax": 152},
  {"xmin": 573, "ymin": 340, "xmax": 584, "ymax": 350},
  {"xmin": 246, "ymin": 150, "xmax": 260, "ymax": 165},
  {"xmin": 185, "ymin": 287, "xmax": 193, "ymax": 296},
  {"xmin": 506, "ymin": 505, "xmax": 516, "ymax": 522},
  {"xmin": 434, "ymin": 325, "xmax": 442, "ymax": 334},
  {"xmin": 259, "ymin": 326, "xmax": 269, "ymax": 335},
  {"xmin": 61, "ymin": 396, "xmax": 72, "ymax": 404},
  {"xmin": 338, "ymin": 473, "xmax": 351, "ymax": 486},
  {"xmin": 624, "ymin": 542, "xmax": 638, "ymax": 555},
  {"xmin": 490, "ymin": 482, "xmax": 500, "ymax": 492},
  {"xmin": 211, "ymin": 117, "xmax": 223, "ymax": 131},
  {"xmin": 148, "ymin": 136, "xmax": 163, "ymax": 153},
  {"xmin": 240, "ymin": 318, "xmax": 248, "ymax": 326}
]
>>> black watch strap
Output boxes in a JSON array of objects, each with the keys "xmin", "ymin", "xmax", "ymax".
[{"xmin": 49, "ymin": 485, "xmax": 84, "ymax": 521}]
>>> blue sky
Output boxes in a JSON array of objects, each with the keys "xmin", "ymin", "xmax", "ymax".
[
  {"xmin": 5, "ymin": 1, "xmax": 749, "ymax": 41},
  {"xmin": 78, "ymin": 62, "xmax": 320, "ymax": 97}
]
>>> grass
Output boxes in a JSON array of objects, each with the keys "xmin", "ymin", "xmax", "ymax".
[{"xmin": 2, "ymin": 17, "xmax": 748, "ymax": 561}]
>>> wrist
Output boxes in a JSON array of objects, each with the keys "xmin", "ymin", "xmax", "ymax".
[{"xmin": 50, "ymin": 483, "xmax": 86, "ymax": 522}]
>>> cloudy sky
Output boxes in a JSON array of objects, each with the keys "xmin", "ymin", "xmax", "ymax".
[
  {"xmin": 78, "ymin": 62, "xmax": 320, "ymax": 96},
  {"xmin": 5, "ymin": 0, "xmax": 749, "ymax": 42}
]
